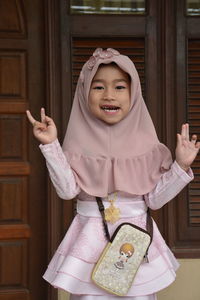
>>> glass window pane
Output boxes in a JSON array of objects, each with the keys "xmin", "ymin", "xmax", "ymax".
[
  {"xmin": 70, "ymin": 0, "xmax": 146, "ymax": 15},
  {"xmin": 187, "ymin": 0, "xmax": 200, "ymax": 16}
]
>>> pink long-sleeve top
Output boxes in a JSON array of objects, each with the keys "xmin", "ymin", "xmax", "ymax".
[{"xmin": 40, "ymin": 139, "xmax": 193, "ymax": 297}]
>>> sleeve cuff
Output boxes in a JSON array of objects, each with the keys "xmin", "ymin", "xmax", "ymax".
[
  {"xmin": 173, "ymin": 160, "xmax": 194, "ymax": 181},
  {"xmin": 39, "ymin": 138, "xmax": 60, "ymax": 153}
]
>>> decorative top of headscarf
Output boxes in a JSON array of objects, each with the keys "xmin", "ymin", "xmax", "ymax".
[
  {"xmin": 87, "ymin": 48, "xmax": 120, "ymax": 69},
  {"xmin": 62, "ymin": 48, "xmax": 172, "ymax": 197}
]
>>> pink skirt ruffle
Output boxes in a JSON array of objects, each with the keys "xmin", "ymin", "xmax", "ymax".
[
  {"xmin": 70, "ymin": 295, "xmax": 157, "ymax": 300},
  {"xmin": 43, "ymin": 214, "xmax": 179, "ymax": 296}
]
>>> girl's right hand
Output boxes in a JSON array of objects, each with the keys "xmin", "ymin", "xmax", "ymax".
[{"xmin": 26, "ymin": 108, "xmax": 57, "ymax": 144}]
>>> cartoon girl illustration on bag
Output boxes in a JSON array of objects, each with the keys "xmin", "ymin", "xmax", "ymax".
[{"xmin": 114, "ymin": 243, "xmax": 135, "ymax": 269}]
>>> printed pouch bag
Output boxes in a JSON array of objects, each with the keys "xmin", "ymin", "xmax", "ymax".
[
  {"xmin": 91, "ymin": 197, "xmax": 153, "ymax": 296},
  {"xmin": 92, "ymin": 222, "xmax": 152, "ymax": 296}
]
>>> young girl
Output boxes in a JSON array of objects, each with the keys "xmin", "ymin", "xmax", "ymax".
[{"xmin": 26, "ymin": 48, "xmax": 200, "ymax": 300}]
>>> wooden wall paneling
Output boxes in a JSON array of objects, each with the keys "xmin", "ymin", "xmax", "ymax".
[
  {"xmin": 160, "ymin": 0, "xmax": 177, "ymax": 248},
  {"xmin": 142, "ymin": 0, "xmax": 166, "ymax": 231},
  {"xmin": 145, "ymin": 0, "xmax": 159, "ymax": 130},
  {"xmin": 188, "ymin": 39, "xmax": 200, "ymax": 226},
  {"xmin": 45, "ymin": 0, "xmax": 63, "ymax": 299},
  {"xmin": 0, "ymin": 49, "xmax": 27, "ymax": 115},
  {"xmin": 168, "ymin": 0, "xmax": 200, "ymax": 258},
  {"xmin": 0, "ymin": 0, "xmax": 48, "ymax": 299},
  {"xmin": 0, "ymin": 239, "xmax": 28, "ymax": 286},
  {"xmin": 70, "ymin": 15, "xmax": 145, "ymax": 37},
  {"xmin": 0, "ymin": 176, "xmax": 27, "ymax": 223},
  {"xmin": 165, "ymin": 0, "xmax": 187, "ymax": 256},
  {"xmin": 0, "ymin": 114, "xmax": 27, "ymax": 160},
  {"xmin": 0, "ymin": 0, "xmax": 26, "ymax": 39},
  {"xmin": 0, "ymin": 291, "xmax": 29, "ymax": 300},
  {"xmin": 25, "ymin": 0, "xmax": 48, "ymax": 298},
  {"xmin": 0, "ymin": 50, "xmax": 27, "ymax": 100}
]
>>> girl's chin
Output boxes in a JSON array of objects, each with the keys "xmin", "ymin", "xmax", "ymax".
[
  {"xmin": 93, "ymin": 110, "xmax": 128, "ymax": 124},
  {"xmin": 100, "ymin": 115, "xmax": 123, "ymax": 125}
]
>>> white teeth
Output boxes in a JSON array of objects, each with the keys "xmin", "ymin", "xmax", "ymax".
[
  {"xmin": 104, "ymin": 109, "xmax": 118, "ymax": 112},
  {"xmin": 101, "ymin": 106, "xmax": 120, "ymax": 111}
]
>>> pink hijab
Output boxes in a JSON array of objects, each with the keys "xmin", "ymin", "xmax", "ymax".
[{"xmin": 62, "ymin": 48, "xmax": 172, "ymax": 197}]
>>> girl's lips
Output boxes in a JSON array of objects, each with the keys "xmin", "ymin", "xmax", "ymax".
[{"xmin": 100, "ymin": 105, "xmax": 121, "ymax": 115}]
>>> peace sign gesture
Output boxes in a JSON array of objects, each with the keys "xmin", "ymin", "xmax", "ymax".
[
  {"xmin": 176, "ymin": 123, "xmax": 200, "ymax": 171},
  {"xmin": 26, "ymin": 108, "xmax": 57, "ymax": 144}
]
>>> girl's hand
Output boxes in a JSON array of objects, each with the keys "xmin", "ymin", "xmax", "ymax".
[
  {"xmin": 175, "ymin": 123, "xmax": 200, "ymax": 171},
  {"xmin": 26, "ymin": 108, "xmax": 57, "ymax": 144}
]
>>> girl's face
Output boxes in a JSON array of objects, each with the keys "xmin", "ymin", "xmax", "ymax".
[{"xmin": 88, "ymin": 64, "xmax": 131, "ymax": 125}]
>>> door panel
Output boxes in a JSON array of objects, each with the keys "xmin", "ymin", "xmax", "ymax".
[
  {"xmin": 172, "ymin": 1, "xmax": 200, "ymax": 256},
  {"xmin": 0, "ymin": 0, "xmax": 48, "ymax": 299}
]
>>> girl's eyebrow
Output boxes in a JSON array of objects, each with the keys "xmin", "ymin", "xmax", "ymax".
[{"xmin": 92, "ymin": 79, "xmax": 129, "ymax": 83}]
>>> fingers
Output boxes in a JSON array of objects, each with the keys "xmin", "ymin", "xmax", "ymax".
[
  {"xmin": 179, "ymin": 123, "xmax": 200, "ymax": 148},
  {"xmin": 26, "ymin": 110, "xmax": 36, "ymax": 125},
  {"xmin": 26, "ymin": 109, "xmax": 55, "ymax": 133},
  {"xmin": 191, "ymin": 134, "xmax": 197, "ymax": 144},
  {"xmin": 195, "ymin": 141, "xmax": 200, "ymax": 149},
  {"xmin": 181, "ymin": 123, "xmax": 189, "ymax": 140},
  {"xmin": 40, "ymin": 108, "xmax": 54, "ymax": 126},
  {"xmin": 177, "ymin": 133, "xmax": 182, "ymax": 145},
  {"xmin": 45, "ymin": 115, "xmax": 55, "ymax": 127},
  {"xmin": 26, "ymin": 108, "xmax": 48, "ymax": 125},
  {"xmin": 186, "ymin": 123, "xmax": 189, "ymax": 140},
  {"xmin": 40, "ymin": 107, "xmax": 46, "ymax": 123},
  {"xmin": 192, "ymin": 136, "xmax": 200, "ymax": 150},
  {"xmin": 181, "ymin": 124, "xmax": 186, "ymax": 139},
  {"xmin": 26, "ymin": 109, "xmax": 47, "ymax": 130}
]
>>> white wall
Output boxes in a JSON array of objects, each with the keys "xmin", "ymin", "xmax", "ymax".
[{"xmin": 158, "ymin": 259, "xmax": 200, "ymax": 300}]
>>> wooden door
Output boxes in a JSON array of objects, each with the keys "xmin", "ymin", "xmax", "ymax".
[
  {"xmin": 56, "ymin": 0, "xmax": 200, "ymax": 265},
  {"xmin": 169, "ymin": 0, "xmax": 200, "ymax": 258},
  {"xmin": 1, "ymin": 1, "xmax": 198, "ymax": 300},
  {"xmin": 0, "ymin": 0, "xmax": 48, "ymax": 299}
]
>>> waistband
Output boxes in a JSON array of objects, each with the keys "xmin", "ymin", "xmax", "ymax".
[{"xmin": 76, "ymin": 200, "xmax": 147, "ymax": 218}]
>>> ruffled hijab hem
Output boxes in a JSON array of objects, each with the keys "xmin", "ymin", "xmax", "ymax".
[{"xmin": 64, "ymin": 142, "xmax": 172, "ymax": 197}]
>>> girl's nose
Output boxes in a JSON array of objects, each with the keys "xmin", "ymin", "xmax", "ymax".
[{"xmin": 103, "ymin": 88, "xmax": 115, "ymax": 100}]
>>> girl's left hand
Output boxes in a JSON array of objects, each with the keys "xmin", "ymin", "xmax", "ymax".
[{"xmin": 175, "ymin": 123, "xmax": 200, "ymax": 171}]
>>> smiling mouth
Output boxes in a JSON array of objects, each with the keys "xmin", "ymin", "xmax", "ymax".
[{"xmin": 100, "ymin": 105, "xmax": 120, "ymax": 112}]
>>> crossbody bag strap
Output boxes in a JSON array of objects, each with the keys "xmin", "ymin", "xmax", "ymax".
[
  {"xmin": 96, "ymin": 197, "xmax": 153, "ymax": 242},
  {"xmin": 146, "ymin": 207, "xmax": 153, "ymax": 239},
  {"xmin": 96, "ymin": 197, "xmax": 111, "ymax": 241}
]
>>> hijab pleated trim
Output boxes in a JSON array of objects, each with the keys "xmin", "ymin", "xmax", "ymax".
[{"xmin": 64, "ymin": 143, "xmax": 172, "ymax": 197}]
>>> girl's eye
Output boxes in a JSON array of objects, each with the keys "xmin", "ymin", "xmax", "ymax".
[
  {"xmin": 93, "ymin": 86, "xmax": 104, "ymax": 90},
  {"xmin": 116, "ymin": 85, "xmax": 126, "ymax": 90}
]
